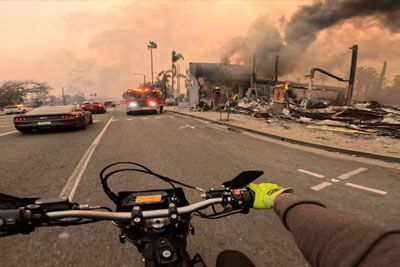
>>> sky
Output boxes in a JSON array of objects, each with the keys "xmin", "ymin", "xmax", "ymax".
[{"xmin": 0, "ymin": 0, "xmax": 399, "ymax": 97}]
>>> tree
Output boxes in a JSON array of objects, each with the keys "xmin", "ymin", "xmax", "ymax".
[
  {"xmin": 0, "ymin": 80, "xmax": 51, "ymax": 107},
  {"xmin": 0, "ymin": 81, "xmax": 27, "ymax": 107},
  {"xmin": 156, "ymin": 70, "xmax": 172, "ymax": 97},
  {"xmin": 171, "ymin": 51, "xmax": 184, "ymax": 99},
  {"xmin": 71, "ymin": 94, "xmax": 86, "ymax": 104}
]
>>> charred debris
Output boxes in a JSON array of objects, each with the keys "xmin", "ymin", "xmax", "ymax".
[{"xmin": 187, "ymin": 46, "xmax": 400, "ymax": 138}]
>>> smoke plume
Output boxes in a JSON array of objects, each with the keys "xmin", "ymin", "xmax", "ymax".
[{"xmin": 223, "ymin": 0, "xmax": 400, "ymax": 80}]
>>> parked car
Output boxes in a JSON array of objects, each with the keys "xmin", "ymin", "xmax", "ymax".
[
  {"xmin": 13, "ymin": 105, "xmax": 92, "ymax": 133},
  {"xmin": 104, "ymin": 101, "xmax": 116, "ymax": 108},
  {"xmin": 4, "ymin": 105, "xmax": 26, "ymax": 114},
  {"xmin": 80, "ymin": 101, "xmax": 106, "ymax": 113},
  {"xmin": 165, "ymin": 98, "xmax": 177, "ymax": 106}
]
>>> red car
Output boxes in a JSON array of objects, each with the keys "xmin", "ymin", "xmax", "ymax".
[{"xmin": 80, "ymin": 101, "xmax": 106, "ymax": 114}]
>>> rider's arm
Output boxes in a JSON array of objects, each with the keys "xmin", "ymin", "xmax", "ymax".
[{"xmin": 274, "ymin": 193, "xmax": 400, "ymax": 267}]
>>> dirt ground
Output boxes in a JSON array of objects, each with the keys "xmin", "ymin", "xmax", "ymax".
[{"xmin": 166, "ymin": 107, "xmax": 400, "ymax": 158}]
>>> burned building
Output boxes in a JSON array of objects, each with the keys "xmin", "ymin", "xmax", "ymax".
[{"xmin": 187, "ymin": 62, "xmax": 346, "ymax": 108}]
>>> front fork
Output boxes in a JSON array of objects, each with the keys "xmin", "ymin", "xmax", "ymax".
[{"xmin": 117, "ymin": 223, "xmax": 199, "ymax": 267}]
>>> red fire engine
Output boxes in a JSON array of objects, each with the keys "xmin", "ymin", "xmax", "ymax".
[{"xmin": 123, "ymin": 85, "xmax": 165, "ymax": 115}]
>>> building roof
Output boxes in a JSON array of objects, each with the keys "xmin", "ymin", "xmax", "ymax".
[{"xmin": 189, "ymin": 62, "xmax": 252, "ymax": 82}]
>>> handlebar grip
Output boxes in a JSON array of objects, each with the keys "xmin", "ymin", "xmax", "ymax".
[
  {"xmin": 0, "ymin": 208, "xmax": 33, "ymax": 236},
  {"xmin": 204, "ymin": 190, "xmax": 224, "ymax": 199}
]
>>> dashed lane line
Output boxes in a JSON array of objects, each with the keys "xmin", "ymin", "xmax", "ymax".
[
  {"xmin": 337, "ymin": 167, "xmax": 368, "ymax": 180},
  {"xmin": 345, "ymin": 183, "xmax": 387, "ymax": 195},
  {"xmin": 311, "ymin": 182, "xmax": 333, "ymax": 191},
  {"xmin": 297, "ymin": 169, "xmax": 325, "ymax": 178},
  {"xmin": 0, "ymin": 130, "xmax": 18, "ymax": 137},
  {"xmin": 59, "ymin": 116, "xmax": 114, "ymax": 200},
  {"xmin": 299, "ymin": 167, "xmax": 387, "ymax": 195},
  {"xmin": 179, "ymin": 125, "xmax": 196, "ymax": 130}
]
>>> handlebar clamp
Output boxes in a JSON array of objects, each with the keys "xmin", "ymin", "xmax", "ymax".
[
  {"xmin": 168, "ymin": 203, "xmax": 178, "ymax": 221},
  {"xmin": 131, "ymin": 206, "xmax": 143, "ymax": 225}
]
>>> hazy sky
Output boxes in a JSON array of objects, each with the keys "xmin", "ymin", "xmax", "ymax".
[{"xmin": 0, "ymin": 0, "xmax": 399, "ymax": 97}]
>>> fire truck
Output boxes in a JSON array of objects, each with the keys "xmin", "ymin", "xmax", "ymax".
[{"xmin": 123, "ymin": 85, "xmax": 165, "ymax": 115}]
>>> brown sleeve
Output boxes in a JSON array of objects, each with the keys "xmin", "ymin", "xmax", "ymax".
[{"xmin": 274, "ymin": 193, "xmax": 400, "ymax": 267}]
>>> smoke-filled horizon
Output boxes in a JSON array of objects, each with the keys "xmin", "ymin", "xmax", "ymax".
[
  {"xmin": 0, "ymin": 0, "xmax": 399, "ymax": 104},
  {"xmin": 223, "ymin": 0, "xmax": 400, "ymax": 87}
]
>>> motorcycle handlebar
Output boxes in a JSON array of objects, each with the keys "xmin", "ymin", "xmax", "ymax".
[
  {"xmin": 0, "ymin": 187, "xmax": 254, "ymax": 236},
  {"xmin": 47, "ymin": 198, "xmax": 224, "ymax": 221}
]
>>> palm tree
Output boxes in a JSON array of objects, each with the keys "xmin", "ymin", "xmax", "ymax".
[
  {"xmin": 171, "ymin": 51, "xmax": 184, "ymax": 98},
  {"xmin": 156, "ymin": 70, "xmax": 172, "ymax": 97}
]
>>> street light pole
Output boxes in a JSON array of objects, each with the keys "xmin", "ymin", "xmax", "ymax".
[
  {"xmin": 133, "ymin": 73, "xmax": 147, "ymax": 85},
  {"xmin": 148, "ymin": 41, "xmax": 157, "ymax": 85},
  {"xmin": 62, "ymin": 87, "xmax": 66, "ymax": 105}
]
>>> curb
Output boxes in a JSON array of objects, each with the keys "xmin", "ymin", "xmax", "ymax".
[{"xmin": 167, "ymin": 109, "xmax": 400, "ymax": 164}]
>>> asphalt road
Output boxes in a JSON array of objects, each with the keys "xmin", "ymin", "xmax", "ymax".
[{"xmin": 0, "ymin": 107, "xmax": 399, "ymax": 266}]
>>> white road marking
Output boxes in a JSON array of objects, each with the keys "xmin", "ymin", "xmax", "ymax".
[
  {"xmin": 59, "ymin": 116, "xmax": 114, "ymax": 200},
  {"xmin": 126, "ymin": 118, "xmax": 134, "ymax": 120},
  {"xmin": 179, "ymin": 125, "xmax": 196, "ymax": 130},
  {"xmin": 141, "ymin": 117, "xmax": 149, "ymax": 120},
  {"xmin": 0, "ymin": 130, "xmax": 18, "ymax": 137},
  {"xmin": 155, "ymin": 116, "xmax": 162, "ymax": 119},
  {"xmin": 311, "ymin": 181, "xmax": 333, "ymax": 191},
  {"xmin": 240, "ymin": 132, "xmax": 400, "ymax": 170},
  {"xmin": 345, "ymin": 182, "xmax": 387, "ymax": 195},
  {"xmin": 337, "ymin": 167, "xmax": 368, "ymax": 180},
  {"xmin": 93, "ymin": 120, "xmax": 100, "ymax": 123},
  {"xmin": 111, "ymin": 118, "xmax": 119, "ymax": 122},
  {"xmin": 0, "ymin": 125, "xmax": 14, "ymax": 128},
  {"xmin": 297, "ymin": 169, "xmax": 325, "ymax": 178},
  {"xmin": 330, "ymin": 178, "xmax": 340, "ymax": 183}
]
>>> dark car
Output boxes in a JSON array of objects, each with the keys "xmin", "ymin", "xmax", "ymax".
[
  {"xmin": 13, "ymin": 105, "xmax": 92, "ymax": 133},
  {"xmin": 80, "ymin": 101, "xmax": 106, "ymax": 113},
  {"xmin": 104, "ymin": 101, "xmax": 116, "ymax": 108}
]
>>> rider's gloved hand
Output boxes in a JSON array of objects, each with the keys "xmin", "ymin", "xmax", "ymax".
[{"xmin": 248, "ymin": 183, "xmax": 293, "ymax": 209}]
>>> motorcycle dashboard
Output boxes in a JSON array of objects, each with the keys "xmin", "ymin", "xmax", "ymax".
[{"xmin": 116, "ymin": 188, "xmax": 189, "ymax": 212}]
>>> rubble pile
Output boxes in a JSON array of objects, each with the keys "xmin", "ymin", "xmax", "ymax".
[
  {"xmin": 236, "ymin": 98, "xmax": 273, "ymax": 118},
  {"xmin": 289, "ymin": 101, "xmax": 400, "ymax": 137},
  {"xmin": 222, "ymin": 98, "xmax": 400, "ymax": 138}
]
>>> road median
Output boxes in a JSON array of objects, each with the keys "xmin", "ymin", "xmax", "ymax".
[{"xmin": 166, "ymin": 107, "xmax": 400, "ymax": 163}]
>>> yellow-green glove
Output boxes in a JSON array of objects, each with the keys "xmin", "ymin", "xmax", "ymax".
[{"xmin": 248, "ymin": 183, "xmax": 293, "ymax": 209}]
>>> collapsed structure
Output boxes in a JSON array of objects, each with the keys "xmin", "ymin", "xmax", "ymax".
[{"xmin": 186, "ymin": 46, "xmax": 400, "ymax": 138}]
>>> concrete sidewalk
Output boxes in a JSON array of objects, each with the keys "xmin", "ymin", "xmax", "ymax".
[{"xmin": 166, "ymin": 107, "xmax": 400, "ymax": 162}]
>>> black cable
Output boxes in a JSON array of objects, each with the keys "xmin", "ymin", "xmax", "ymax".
[
  {"xmin": 99, "ymin": 162, "xmax": 203, "ymax": 204},
  {"xmin": 98, "ymin": 206, "xmax": 112, "ymax": 212},
  {"xmin": 101, "ymin": 162, "xmax": 200, "ymax": 191},
  {"xmin": 201, "ymin": 210, "xmax": 243, "ymax": 219},
  {"xmin": 212, "ymin": 205, "xmax": 218, "ymax": 214},
  {"xmin": 49, "ymin": 219, "xmax": 100, "ymax": 227},
  {"xmin": 104, "ymin": 168, "xmax": 176, "ymax": 188}
]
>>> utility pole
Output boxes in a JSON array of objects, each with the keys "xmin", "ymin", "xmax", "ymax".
[
  {"xmin": 274, "ymin": 55, "xmax": 279, "ymax": 82},
  {"xmin": 133, "ymin": 73, "xmax": 147, "ymax": 85},
  {"xmin": 379, "ymin": 61, "xmax": 387, "ymax": 90},
  {"xmin": 148, "ymin": 41, "xmax": 157, "ymax": 85},
  {"xmin": 62, "ymin": 87, "xmax": 66, "ymax": 105},
  {"xmin": 346, "ymin": 45, "xmax": 358, "ymax": 105},
  {"xmin": 177, "ymin": 64, "xmax": 180, "ymax": 97}
]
